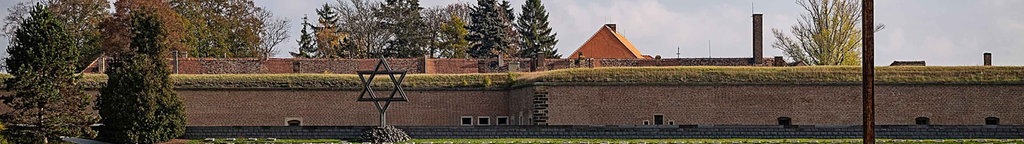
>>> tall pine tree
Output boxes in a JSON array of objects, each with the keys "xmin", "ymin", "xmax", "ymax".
[
  {"xmin": 497, "ymin": 0, "xmax": 520, "ymax": 57},
  {"xmin": 466, "ymin": 0, "xmax": 513, "ymax": 58},
  {"xmin": 2, "ymin": 5, "xmax": 96, "ymax": 143},
  {"xmin": 516, "ymin": 0, "xmax": 560, "ymax": 58},
  {"xmin": 97, "ymin": 11, "xmax": 186, "ymax": 143},
  {"xmin": 290, "ymin": 16, "xmax": 318, "ymax": 58},
  {"xmin": 376, "ymin": 0, "xmax": 430, "ymax": 58}
]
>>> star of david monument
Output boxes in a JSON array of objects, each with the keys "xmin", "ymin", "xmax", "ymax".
[{"xmin": 355, "ymin": 56, "xmax": 411, "ymax": 143}]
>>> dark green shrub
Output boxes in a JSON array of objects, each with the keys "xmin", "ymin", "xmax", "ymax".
[{"xmin": 96, "ymin": 11, "xmax": 185, "ymax": 143}]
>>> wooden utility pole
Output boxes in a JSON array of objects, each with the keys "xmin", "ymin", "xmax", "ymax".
[{"xmin": 862, "ymin": 0, "xmax": 876, "ymax": 143}]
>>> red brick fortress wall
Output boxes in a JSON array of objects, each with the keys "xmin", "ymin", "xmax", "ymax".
[
  {"xmin": 181, "ymin": 89, "xmax": 512, "ymax": 126},
  {"xmin": 541, "ymin": 84, "xmax": 1024, "ymax": 126},
  {"xmin": 0, "ymin": 84, "xmax": 1019, "ymax": 127}
]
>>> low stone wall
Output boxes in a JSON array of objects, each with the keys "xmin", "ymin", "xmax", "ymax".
[
  {"xmin": 183, "ymin": 125, "xmax": 1024, "ymax": 139},
  {"xmin": 597, "ymin": 58, "xmax": 762, "ymax": 67},
  {"xmin": 88, "ymin": 57, "xmax": 787, "ymax": 74}
]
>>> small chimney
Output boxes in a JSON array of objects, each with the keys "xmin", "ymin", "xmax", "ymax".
[
  {"xmin": 752, "ymin": 14, "xmax": 764, "ymax": 65},
  {"xmin": 605, "ymin": 24, "xmax": 617, "ymax": 32},
  {"xmin": 774, "ymin": 56, "xmax": 785, "ymax": 66},
  {"xmin": 984, "ymin": 52, "xmax": 992, "ymax": 66}
]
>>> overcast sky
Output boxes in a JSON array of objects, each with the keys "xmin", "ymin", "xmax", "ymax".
[{"xmin": 1, "ymin": 0, "xmax": 1022, "ymax": 66}]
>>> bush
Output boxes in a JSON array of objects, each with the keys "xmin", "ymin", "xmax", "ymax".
[
  {"xmin": 96, "ymin": 12, "xmax": 185, "ymax": 143},
  {"xmin": 360, "ymin": 126, "xmax": 411, "ymax": 143}
]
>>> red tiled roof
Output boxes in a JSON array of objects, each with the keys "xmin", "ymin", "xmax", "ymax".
[{"xmin": 568, "ymin": 24, "xmax": 647, "ymax": 59}]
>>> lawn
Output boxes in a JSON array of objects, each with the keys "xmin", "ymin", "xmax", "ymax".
[{"xmin": 187, "ymin": 138, "xmax": 1024, "ymax": 144}]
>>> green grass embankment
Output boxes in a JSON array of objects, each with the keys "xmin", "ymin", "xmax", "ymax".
[{"xmin": 2, "ymin": 66, "xmax": 1021, "ymax": 89}]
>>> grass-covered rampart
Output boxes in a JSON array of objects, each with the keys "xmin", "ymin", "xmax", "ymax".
[
  {"xmin": 526, "ymin": 66, "xmax": 1024, "ymax": 85},
  {"xmin": 0, "ymin": 66, "xmax": 1020, "ymax": 89}
]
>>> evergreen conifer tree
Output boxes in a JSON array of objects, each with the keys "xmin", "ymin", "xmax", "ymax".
[
  {"xmin": 97, "ymin": 11, "xmax": 186, "ymax": 143},
  {"xmin": 290, "ymin": 16, "xmax": 318, "ymax": 58},
  {"xmin": 2, "ymin": 5, "xmax": 96, "ymax": 143},
  {"xmin": 377, "ymin": 0, "xmax": 431, "ymax": 58},
  {"xmin": 497, "ymin": 0, "xmax": 519, "ymax": 57},
  {"xmin": 466, "ymin": 0, "xmax": 512, "ymax": 58},
  {"xmin": 516, "ymin": 0, "xmax": 560, "ymax": 58}
]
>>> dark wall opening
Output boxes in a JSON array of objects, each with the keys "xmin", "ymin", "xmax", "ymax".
[
  {"xmin": 915, "ymin": 117, "xmax": 930, "ymax": 125},
  {"xmin": 461, "ymin": 117, "xmax": 473, "ymax": 126},
  {"xmin": 479, "ymin": 117, "xmax": 491, "ymax": 125},
  {"xmin": 287, "ymin": 120, "xmax": 301, "ymax": 126},
  {"xmin": 777, "ymin": 117, "xmax": 792, "ymax": 126},
  {"xmin": 985, "ymin": 117, "xmax": 1000, "ymax": 125},
  {"xmin": 654, "ymin": 115, "xmax": 665, "ymax": 125}
]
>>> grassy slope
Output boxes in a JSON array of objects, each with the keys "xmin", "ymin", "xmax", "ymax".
[
  {"xmin": 529, "ymin": 66, "xmax": 1024, "ymax": 84},
  {"xmin": 2, "ymin": 66, "xmax": 1021, "ymax": 89}
]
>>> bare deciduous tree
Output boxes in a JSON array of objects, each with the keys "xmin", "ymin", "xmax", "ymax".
[
  {"xmin": 772, "ymin": 0, "xmax": 884, "ymax": 65},
  {"xmin": 335, "ymin": 0, "xmax": 391, "ymax": 58},
  {"xmin": 257, "ymin": 10, "xmax": 290, "ymax": 59}
]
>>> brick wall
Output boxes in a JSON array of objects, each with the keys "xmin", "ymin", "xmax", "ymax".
[
  {"xmin": 0, "ymin": 84, "xmax": 1018, "ymax": 127},
  {"xmin": 427, "ymin": 59, "xmax": 478, "ymax": 74},
  {"xmin": 86, "ymin": 57, "xmax": 788, "ymax": 74},
  {"xmin": 596, "ymin": 58, "xmax": 765, "ymax": 67},
  {"xmin": 181, "ymin": 89, "xmax": 511, "ymax": 126},
  {"xmin": 506, "ymin": 87, "xmax": 538, "ymax": 125},
  {"xmin": 543, "ymin": 84, "xmax": 1024, "ymax": 126}
]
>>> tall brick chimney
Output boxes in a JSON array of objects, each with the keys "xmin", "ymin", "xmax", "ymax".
[
  {"xmin": 752, "ymin": 14, "xmax": 764, "ymax": 65},
  {"xmin": 605, "ymin": 24, "xmax": 617, "ymax": 32},
  {"xmin": 984, "ymin": 52, "xmax": 992, "ymax": 66}
]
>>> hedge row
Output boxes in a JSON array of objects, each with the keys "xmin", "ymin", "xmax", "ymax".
[{"xmin": 0, "ymin": 66, "xmax": 1020, "ymax": 89}]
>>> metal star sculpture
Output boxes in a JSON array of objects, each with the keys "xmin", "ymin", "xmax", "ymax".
[{"xmin": 357, "ymin": 56, "xmax": 409, "ymax": 126}]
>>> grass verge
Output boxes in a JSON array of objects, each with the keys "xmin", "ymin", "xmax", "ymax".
[{"xmin": 186, "ymin": 138, "xmax": 1024, "ymax": 144}]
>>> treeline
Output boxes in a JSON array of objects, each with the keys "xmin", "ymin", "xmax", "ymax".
[
  {"xmin": 2, "ymin": 0, "xmax": 290, "ymax": 71},
  {"xmin": 0, "ymin": 0, "xmax": 559, "ymax": 143},
  {"xmin": 292, "ymin": 0, "xmax": 560, "ymax": 59},
  {"xmin": 0, "ymin": 0, "xmax": 289, "ymax": 143}
]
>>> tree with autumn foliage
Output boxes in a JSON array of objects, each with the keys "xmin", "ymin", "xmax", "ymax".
[
  {"xmin": 438, "ymin": 14, "xmax": 470, "ymax": 58},
  {"xmin": 772, "ymin": 0, "xmax": 884, "ymax": 65},
  {"xmin": 3, "ymin": 0, "xmax": 111, "ymax": 71},
  {"xmin": 169, "ymin": 0, "xmax": 264, "ymax": 58},
  {"xmin": 102, "ymin": 0, "xmax": 188, "ymax": 55},
  {"xmin": 314, "ymin": 3, "xmax": 347, "ymax": 58}
]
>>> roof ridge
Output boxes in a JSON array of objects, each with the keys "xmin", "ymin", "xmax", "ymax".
[
  {"xmin": 606, "ymin": 26, "xmax": 645, "ymax": 58},
  {"xmin": 569, "ymin": 25, "xmax": 645, "ymax": 59}
]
